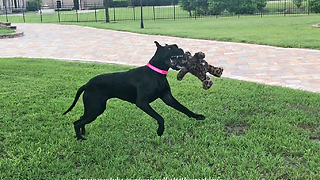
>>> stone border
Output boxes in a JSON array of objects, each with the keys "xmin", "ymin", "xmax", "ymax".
[
  {"xmin": 0, "ymin": 31, "xmax": 24, "ymax": 39},
  {"xmin": 0, "ymin": 22, "xmax": 24, "ymax": 39},
  {"xmin": 0, "ymin": 22, "xmax": 16, "ymax": 30}
]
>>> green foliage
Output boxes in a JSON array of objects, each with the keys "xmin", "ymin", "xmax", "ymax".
[
  {"xmin": 310, "ymin": 0, "xmax": 320, "ymax": 13},
  {"xmin": 1, "ymin": 58, "xmax": 320, "ymax": 179},
  {"xmin": 0, "ymin": 28, "xmax": 14, "ymax": 34},
  {"xmin": 179, "ymin": 0, "xmax": 214, "ymax": 16},
  {"xmin": 256, "ymin": 0, "xmax": 267, "ymax": 11},
  {"xmin": 208, "ymin": 0, "xmax": 226, "ymax": 15},
  {"xmin": 179, "ymin": 0, "xmax": 197, "ymax": 17},
  {"xmin": 227, "ymin": 0, "xmax": 256, "ymax": 14},
  {"xmin": 26, "ymin": 0, "xmax": 42, "ymax": 11},
  {"xmin": 293, "ymin": 0, "xmax": 303, "ymax": 8},
  {"xmin": 180, "ymin": 0, "xmax": 268, "ymax": 15}
]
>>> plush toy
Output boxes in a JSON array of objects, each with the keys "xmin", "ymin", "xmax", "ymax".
[{"xmin": 176, "ymin": 51, "xmax": 223, "ymax": 89}]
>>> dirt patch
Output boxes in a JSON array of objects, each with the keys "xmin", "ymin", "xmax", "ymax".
[
  {"xmin": 225, "ymin": 121, "xmax": 250, "ymax": 136},
  {"xmin": 297, "ymin": 124, "xmax": 320, "ymax": 144}
]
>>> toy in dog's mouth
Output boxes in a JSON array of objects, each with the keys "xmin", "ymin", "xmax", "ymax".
[{"xmin": 170, "ymin": 54, "xmax": 187, "ymax": 70}]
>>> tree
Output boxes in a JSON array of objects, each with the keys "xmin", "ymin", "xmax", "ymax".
[
  {"xmin": 293, "ymin": 0, "xmax": 303, "ymax": 8},
  {"xmin": 179, "ymin": 0, "xmax": 209, "ymax": 16},
  {"xmin": 256, "ymin": 0, "xmax": 267, "ymax": 12},
  {"xmin": 26, "ymin": 0, "xmax": 42, "ymax": 11},
  {"xmin": 310, "ymin": 0, "xmax": 320, "ymax": 13},
  {"xmin": 208, "ymin": 0, "xmax": 227, "ymax": 15},
  {"xmin": 179, "ymin": 0, "xmax": 197, "ymax": 17},
  {"xmin": 227, "ymin": 0, "xmax": 256, "ymax": 14}
]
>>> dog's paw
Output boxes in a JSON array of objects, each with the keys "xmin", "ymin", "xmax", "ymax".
[
  {"xmin": 76, "ymin": 135, "xmax": 87, "ymax": 141},
  {"xmin": 195, "ymin": 114, "xmax": 205, "ymax": 120}
]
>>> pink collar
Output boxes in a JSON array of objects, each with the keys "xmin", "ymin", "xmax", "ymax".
[{"xmin": 147, "ymin": 63, "xmax": 168, "ymax": 75}]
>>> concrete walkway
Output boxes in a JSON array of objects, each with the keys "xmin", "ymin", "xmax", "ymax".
[{"xmin": 1, "ymin": 23, "xmax": 320, "ymax": 93}]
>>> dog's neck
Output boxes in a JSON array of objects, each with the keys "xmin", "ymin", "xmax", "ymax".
[{"xmin": 147, "ymin": 63, "xmax": 168, "ymax": 75}]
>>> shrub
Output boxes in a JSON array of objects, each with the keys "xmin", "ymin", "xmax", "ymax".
[
  {"xmin": 208, "ymin": 0, "xmax": 227, "ymax": 15},
  {"xmin": 293, "ymin": 0, "xmax": 303, "ymax": 8},
  {"xmin": 227, "ymin": 0, "xmax": 257, "ymax": 14},
  {"xmin": 310, "ymin": 0, "xmax": 320, "ymax": 13},
  {"xmin": 26, "ymin": 0, "xmax": 42, "ymax": 11}
]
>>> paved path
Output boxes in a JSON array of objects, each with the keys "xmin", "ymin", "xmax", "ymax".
[{"xmin": 1, "ymin": 23, "xmax": 320, "ymax": 93}]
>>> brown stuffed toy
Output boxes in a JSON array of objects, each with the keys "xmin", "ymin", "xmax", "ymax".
[{"xmin": 176, "ymin": 51, "xmax": 223, "ymax": 89}]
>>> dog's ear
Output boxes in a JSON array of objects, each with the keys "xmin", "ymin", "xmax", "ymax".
[{"xmin": 154, "ymin": 41, "xmax": 162, "ymax": 48}]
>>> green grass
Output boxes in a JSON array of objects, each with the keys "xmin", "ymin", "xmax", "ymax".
[
  {"xmin": 71, "ymin": 15, "xmax": 320, "ymax": 50},
  {"xmin": 0, "ymin": 6, "xmax": 190, "ymax": 23},
  {"xmin": 1, "ymin": 57, "xmax": 320, "ymax": 179},
  {"xmin": 0, "ymin": 28, "xmax": 14, "ymax": 34}
]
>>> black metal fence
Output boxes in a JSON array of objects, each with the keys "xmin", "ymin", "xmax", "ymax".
[{"xmin": 0, "ymin": 0, "xmax": 318, "ymax": 23}]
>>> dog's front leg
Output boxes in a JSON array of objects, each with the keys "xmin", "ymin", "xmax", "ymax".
[
  {"xmin": 161, "ymin": 92, "xmax": 205, "ymax": 120},
  {"xmin": 136, "ymin": 102, "xmax": 165, "ymax": 136}
]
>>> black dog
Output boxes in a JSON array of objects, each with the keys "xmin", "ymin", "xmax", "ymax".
[{"xmin": 63, "ymin": 41, "xmax": 205, "ymax": 140}]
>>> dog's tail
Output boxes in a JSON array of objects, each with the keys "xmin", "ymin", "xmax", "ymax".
[{"xmin": 63, "ymin": 85, "xmax": 86, "ymax": 115}]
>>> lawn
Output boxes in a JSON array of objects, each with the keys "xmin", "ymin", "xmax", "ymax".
[
  {"xmin": 0, "ymin": 28, "xmax": 14, "ymax": 34},
  {"xmin": 1, "ymin": 57, "xmax": 320, "ymax": 179},
  {"xmin": 0, "ymin": 6, "xmax": 190, "ymax": 23},
  {"xmin": 72, "ymin": 15, "xmax": 320, "ymax": 50}
]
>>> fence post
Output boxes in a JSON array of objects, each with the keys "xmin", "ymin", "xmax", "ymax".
[
  {"xmin": 5, "ymin": 6, "xmax": 8, "ymax": 22},
  {"xmin": 153, "ymin": 5, "xmax": 155, "ymax": 21},
  {"xmin": 113, "ymin": 5, "xmax": 116, "ymax": 21},
  {"xmin": 39, "ymin": 0, "xmax": 42, "ymax": 22},
  {"xmin": 238, "ymin": 0, "xmax": 240, "ymax": 18},
  {"xmin": 76, "ymin": 9, "xmax": 79, "ymax": 22},
  {"xmin": 307, "ymin": 0, "xmax": 310, "ymax": 15},
  {"xmin": 94, "ymin": 3, "xmax": 97, "ymax": 22},
  {"xmin": 104, "ymin": 0, "xmax": 110, "ymax": 22},
  {"xmin": 260, "ymin": 0, "xmax": 263, "ymax": 17},
  {"xmin": 57, "ymin": 7, "xmax": 60, "ymax": 22},
  {"xmin": 140, "ymin": 0, "xmax": 144, "ymax": 28},
  {"xmin": 173, "ymin": 2, "xmax": 176, "ymax": 20},
  {"xmin": 133, "ymin": 6, "xmax": 135, "ymax": 21},
  {"xmin": 23, "ymin": 7, "xmax": 26, "ymax": 22},
  {"xmin": 284, "ymin": 0, "xmax": 286, "ymax": 17}
]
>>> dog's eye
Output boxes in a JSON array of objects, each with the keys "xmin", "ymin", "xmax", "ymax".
[{"xmin": 168, "ymin": 47, "xmax": 171, "ymax": 50}]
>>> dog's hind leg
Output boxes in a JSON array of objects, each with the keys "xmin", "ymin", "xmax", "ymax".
[{"xmin": 73, "ymin": 94, "xmax": 108, "ymax": 140}]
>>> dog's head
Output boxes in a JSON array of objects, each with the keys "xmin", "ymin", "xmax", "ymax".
[
  {"xmin": 150, "ymin": 41, "xmax": 184, "ymax": 71},
  {"xmin": 170, "ymin": 51, "xmax": 193, "ymax": 70}
]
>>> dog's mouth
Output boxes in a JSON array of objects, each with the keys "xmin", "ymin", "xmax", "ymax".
[
  {"xmin": 170, "ymin": 55, "xmax": 184, "ymax": 60},
  {"xmin": 170, "ymin": 55, "xmax": 184, "ymax": 70}
]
